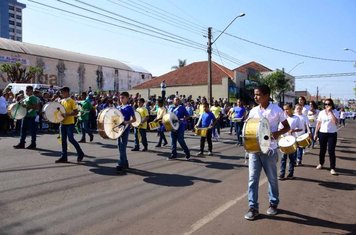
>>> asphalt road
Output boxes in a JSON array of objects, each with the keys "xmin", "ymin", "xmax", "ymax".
[{"xmin": 0, "ymin": 121, "xmax": 355, "ymax": 235}]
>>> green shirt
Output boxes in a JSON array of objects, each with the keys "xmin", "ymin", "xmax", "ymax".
[
  {"xmin": 24, "ymin": 95, "xmax": 38, "ymax": 118},
  {"xmin": 79, "ymin": 100, "xmax": 93, "ymax": 121}
]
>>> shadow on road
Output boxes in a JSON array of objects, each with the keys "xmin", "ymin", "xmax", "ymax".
[{"xmin": 296, "ymin": 176, "xmax": 356, "ymax": 191}]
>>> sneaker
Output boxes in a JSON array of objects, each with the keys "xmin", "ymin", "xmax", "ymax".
[
  {"xmin": 330, "ymin": 169, "xmax": 337, "ymax": 175},
  {"xmin": 55, "ymin": 157, "xmax": 68, "ymax": 163},
  {"xmin": 155, "ymin": 144, "xmax": 161, "ymax": 147},
  {"xmin": 141, "ymin": 148, "xmax": 148, "ymax": 152},
  {"xmin": 116, "ymin": 165, "xmax": 123, "ymax": 172},
  {"xmin": 207, "ymin": 151, "xmax": 213, "ymax": 156},
  {"xmin": 286, "ymin": 174, "xmax": 295, "ymax": 180},
  {"xmin": 26, "ymin": 144, "xmax": 36, "ymax": 150},
  {"xmin": 296, "ymin": 161, "xmax": 302, "ymax": 166},
  {"xmin": 77, "ymin": 153, "xmax": 85, "ymax": 163},
  {"xmin": 185, "ymin": 154, "xmax": 191, "ymax": 160},
  {"xmin": 167, "ymin": 155, "xmax": 177, "ymax": 161},
  {"xmin": 78, "ymin": 140, "xmax": 86, "ymax": 143},
  {"xmin": 316, "ymin": 164, "xmax": 323, "ymax": 170},
  {"xmin": 244, "ymin": 208, "xmax": 259, "ymax": 220},
  {"xmin": 131, "ymin": 148, "xmax": 139, "ymax": 151},
  {"xmin": 13, "ymin": 143, "xmax": 25, "ymax": 149},
  {"xmin": 163, "ymin": 142, "xmax": 168, "ymax": 146},
  {"xmin": 196, "ymin": 152, "xmax": 204, "ymax": 156},
  {"xmin": 266, "ymin": 204, "xmax": 278, "ymax": 215},
  {"xmin": 89, "ymin": 135, "xmax": 94, "ymax": 142},
  {"xmin": 278, "ymin": 175, "xmax": 285, "ymax": 180}
]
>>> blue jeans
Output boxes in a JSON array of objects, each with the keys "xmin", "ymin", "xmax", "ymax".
[
  {"xmin": 296, "ymin": 147, "xmax": 304, "ymax": 163},
  {"xmin": 60, "ymin": 124, "xmax": 84, "ymax": 158},
  {"xmin": 157, "ymin": 126, "xmax": 167, "ymax": 146},
  {"xmin": 134, "ymin": 127, "xmax": 148, "ymax": 149},
  {"xmin": 235, "ymin": 122, "xmax": 244, "ymax": 144},
  {"xmin": 20, "ymin": 116, "xmax": 37, "ymax": 145},
  {"xmin": 80, "ymin": 119, "xmax": 93, "ymax": 141},
  {"xmin": 170, "ymin": 128, "xmax": 190, "ymax": 157},
  {"xmin": 280, "ymin": 152, "xmax": 296, "ymax": 176},
  {"xmin": 310, "ymin": 127, "xmax": 316, "ymax": 147},
  {"xmin": 248, "ymin": 151, "xmax": 279, "ymax": 210},
  {"xmin": 117, "ymin": 126, "xmax": 130, "ymax": 166}
]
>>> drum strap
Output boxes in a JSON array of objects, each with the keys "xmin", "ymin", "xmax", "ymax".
[{"xmin": 13, "ymin": 103, "xmax": 20, "ymax": 119}]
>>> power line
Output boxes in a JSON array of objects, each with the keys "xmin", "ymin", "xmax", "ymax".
[
  {"xmin": 224, "ymin": 32, "xmax": 355, "ymax": 63},
  {"xmin": 295, "ymin": 72, "xmax": 356, "ymax": 79}
]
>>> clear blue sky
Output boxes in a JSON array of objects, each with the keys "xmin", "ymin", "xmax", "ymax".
[{"xmin": 20, "ymin": 0, "xmax": 356, "ymax": 99}]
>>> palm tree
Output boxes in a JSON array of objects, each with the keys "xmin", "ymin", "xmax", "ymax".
[{"xmin": 171, "ymin": 59, "xmax": 187, "ymax": 70}]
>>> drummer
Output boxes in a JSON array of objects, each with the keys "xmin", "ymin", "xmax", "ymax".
[
  {"xmin": 154, "ymin": 98, "xmax": 168, "ymax": 147},
  {"xmin": 244, "ymin": 84, "xmax": 290, "ymax": 221},
  {"xmin": 13, "ymin": 85, "xmax": 39, "ymax": 150},
  {"xmin": 195, "ymin": 103, "xmax": 218, "ymax": 156},
  {"xmin": 232, "ymin": 99, "xmax": 247, "ymax": 146},
  {"xmin": 116, "ymin": 91, "xmax": 136, "ymax": 172},
  {"xmin": 294, "ymin": 103, "xmax": 311, "ymax": 166},
  {"xmin": 278, "ymin": 103, "xmax": 302, "ymax": 180},
  {"xmin": 55, "ymin": 87, "xmax": 85, "ymax": 163},
  {"xmin": 132, "ymin": 98, "xmax": 149, "ymax": 152},
  {"xmin": 168, "ymin": 97, "xmax": 191, "ymax": 160}
]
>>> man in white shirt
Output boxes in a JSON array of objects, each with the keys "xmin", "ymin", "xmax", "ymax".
[
  {"xmin": 244, "ymin": 85, "xmax": 290, "ymax": 221},
  {"xmin": 160, "ymin": 80, "xmax": 166, "ymax": 100}
]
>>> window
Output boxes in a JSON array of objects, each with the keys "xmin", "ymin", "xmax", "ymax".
[
  {"xmin": 16, "ymin": 15, "xmax": 22, "ymax": 20},
  {"xmin": 16, "ymin": 8, "xmax": 22, "ymax": 13},
  {"xmin": 16, "ymin": 22, "xmax": 22, "ymax": 27},
  {"xmin": 9, "ymin": 28, "xmax": 15, "ymax": 33},
  {"xmin": 16, "ymin": 37, "xmax": 22, "ymax": 41},
  {"xmin": 9, "ymin": 5, "xmax": 15, "ymax": 11},
  {"xmin": 16, "ymin": 29, "xmax": 22, "ymax": 34},
  {"xmin": 9, "ymin": 13, "xmax": 15, "ymax": 18},
  {"xmin": 9, "ymin": 20, "xmax": 15, "ymax": 25}
]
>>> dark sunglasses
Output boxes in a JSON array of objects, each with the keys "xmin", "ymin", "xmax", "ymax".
[{"xmin": 324, "ymin": 103, "xmax": 331, "ymax": 106}]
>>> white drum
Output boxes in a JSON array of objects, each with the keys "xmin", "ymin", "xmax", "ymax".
[
  {"xmin": 162, "ymin": 113, "xmax": 180, "ymax": 131},
  {"xmin": 131, "ymin": 111, "xmax": 142, "ymax": 128},
  {"xmin": 242, "ymin": 118, "xmax": 271, "ymax": 154},
  {"xmin": 278, "ymin": 136, "xmax": 297, "ymax": 154},
  {"xmin": 7, "ymin": 103, "xmax": 27, "ymax": 120},
  {"xmin": 42, "ymin": 102, "xmax": 66, "ymax": 123},
  {"xmin": 97, "ymin": 108, "xmax": 125, "ymax": 139}
]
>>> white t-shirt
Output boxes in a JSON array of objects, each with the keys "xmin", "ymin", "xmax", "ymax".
[
  {"xmin": 248, "ymin": 103, "xmax": 286, "ymax": 149},
  {"xmin": 317, "ymin": 109, "xmax": 339, "ymax": 133},
  {"xmin": 295, "ymin": 113, "xmax": 310, "ymax": 136},
  {"xmin": 279, "ymin": 115, "xmax": 302, "ymax": 137},
  {"xmin": 302, "ymin": 105, "xmax": 310, "ymax": 116},
  {"xmin": 340, "ymin": 111, "xmax": 346, "ymax": 119},
  {"xmin": 307, "ymin": 109, "xmax": 319, "ymax": 128}
]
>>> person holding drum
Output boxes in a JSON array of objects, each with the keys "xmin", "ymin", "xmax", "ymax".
[
  {"xmin": 116, "ymin": 91, "xmax": 136, "ymax": 172},
  {"xmin": 132, "ymin": 98, "xmax": 149, "ymax": 152},
  {"xmin": 232, "ymin": 99, "xmax": 247, "ymax": 146},
  {"xmin": 168, "ymin": 97, "xmax": 191, "ymax": 160},
  {"xmin": 195, "ymin": 103, "xmax": 218, "ymax": 156},
  {"xmin": 55, "ymin": 87, "xmax": 85, "ymax": 163},
  {"xmin": 307, "ymin": 101, "xmax": 319, "ymax": 148},
  {"xmin": 153, "ymin": 98, "xmax": 168, "ymax": 147},
  {"xmin": 314, "ymin": 98, "xmax": 339, "ymax": 175},
  {"xmin": 244, "ymin": 84, "xmax": 290, "ymax": 221},
  {"xmin": 278, "ymin": 103, "xmax": 303, "ymax": 180},
  {"xmin": 13, "ymin": 86, "xmax": 39, "ymax": 150},
  {"xmin": 77, "ymin": 92, "xmax": 94, "ymax": 143},
  {"xmin": 294, "ymin": 103, "xmax": 311, "ymax": 166}
]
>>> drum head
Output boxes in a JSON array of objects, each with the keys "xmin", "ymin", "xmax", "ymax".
[
  {"xmin": 278, "ymin": 136, "xmax": 296, "ymax": 147},
  {"xmin": 43, "ymin": 102, "xmax": 66, "ymax": 123},
  {"xmin": 257, "ymin": 118, "xmax": 271, "ymax": 154},
  {"xmin": 99, "ymin": 108, "xmax": 124, "ymax": 139},
  {"xmin": 131, "ymin": 111, "xmax": 142, "ymax": 127},
  {"xmin": 296, "ymin": 133, "xmax": 309, "ymax": 141},
  {"xmin": 169, "ymin": 113, "xmax": 179, "ymax": 130},
  {"xmin": 8, "ymin": 103, "xmax": 27, "ymax": 120}
]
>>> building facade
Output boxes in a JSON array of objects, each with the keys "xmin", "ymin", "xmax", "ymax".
[{"xmin": 0, "ymin": 0, "xmax": 26, "ymax": 41}]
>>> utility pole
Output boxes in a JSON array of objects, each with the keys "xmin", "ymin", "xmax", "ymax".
[
  {"xmin": 316, "ymin": 86, "xmax": 319, "ymax": 104},
  {"xmin": 207, "ymin": 27, "xmax": 212, "ymax": 104}
]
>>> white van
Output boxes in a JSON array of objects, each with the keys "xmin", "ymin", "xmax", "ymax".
[{"xmin": 4, "ymin": 83, "xmax": 61, "ymax": 95}]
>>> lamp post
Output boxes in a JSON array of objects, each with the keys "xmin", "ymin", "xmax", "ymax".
[
  {"xmin": 344, "ymin": 48, "xmax": 356, "ymax": 67},
  {"xmin": 288, "ymin": 61, "xmax": 304, "ymax": 74},
  {"xmin": 207, "ymin": 13, "xmax": 245, "ymax": 104}
]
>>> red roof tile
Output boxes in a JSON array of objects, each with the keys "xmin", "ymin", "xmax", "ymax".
[
  {"xmin": 133, "ymin": 61, "xmax": 234, "ymax": 89},
  {"xmin": 233, "ymin": 61, "xmax": 272, "ymax": 74}
]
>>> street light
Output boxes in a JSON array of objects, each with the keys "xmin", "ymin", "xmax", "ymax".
[
  {"xmin": 207, "ymin": 13, "xmax": 245, "ymax": 103},
  {"xmin": 344, "ymin": 48, "xmax": 356, "ymax": 54},
  {"xmin": 288, "ymin": 61, "xmax": 304, "ymax": 74}
]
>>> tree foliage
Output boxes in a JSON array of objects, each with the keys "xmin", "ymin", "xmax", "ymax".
[
  {"xmin": 171, "ymin": 59, "xmax": 187, "ymax": 70},
  {"xmin": 0, "ymin": 62, "xmax": 43, "ymax": 83}
]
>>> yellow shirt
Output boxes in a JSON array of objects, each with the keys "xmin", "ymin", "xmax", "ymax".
[
  {"xmin": 136, "ymin": 106, "xmax": 149, "ymax": 129},
  {"xmin": 210, "ymin": 106, "xmax": 222, "ymax": 118},
  {"xmin": 156, "ymin": 106, "xmax": 167, "ymax": 120},
  {"xmin": 61, "ymin": 98, "xmax": 77, "ymax": 125},
  {"xmin": 198, "ymin": 104, "xmax": 205, "ymax": 115}
]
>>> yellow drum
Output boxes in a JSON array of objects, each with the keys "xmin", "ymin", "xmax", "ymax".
[
  {"xmin": 278, "ymin": 136, "xmax": 297, "ymax": 154},
  {"xmin": 194, "ymin": 128, "xmax": 208, "ymax": 137},
  {"xmin": 97, "ymin": 108, "xmax": 125, "ymax": 139},
  {"xmin": 148, "ymin": 121, "xmax": 160, "ymax": 130},
  {"xmin": 162, "ymin": 113, "xmax": 179, "ymax": 131},
  {"xmin": 242, "ymin": 118, "xmax": 271, "ymax": 154},
  {"xmin": 296, "ymin": 133, "xmax": 312, "ymax": 148},
  {"xmin": 7, "ymin": 103, "xmax": 26, "ymax": 120}
]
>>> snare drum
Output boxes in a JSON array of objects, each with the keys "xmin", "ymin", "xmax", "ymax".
[
  {"xmin": 7, "ymin": 103, "xmax": 27, "ymax": 120},
  {"xmin": 278, "ymin": 136, "xmax": 297, "ymax": 154},
  {"xmin": 131, "ymin": 111, "xmax": 142, "ymax": 128},
  {"xmin": 296, "ymin": 133, "xmax": 312, "ymax": 148},
  {"xmin": 148, "ymin": 121, "xmax": 160, "ymax": 130},
  {"xmin": 97, "ymin": 108, "xmax": 125, "ymax": 139},
  {"xmin": 242, "ymin": 118, "xmax": 271, "ymax": 154},
  {"xmin": 162, "ymin": 113, "xmax": 179, "ymax": 131},
  {"xmin": 231, "ymin": 117, "xmax": 243, "ymax": 122},
  {"xmin": 194, "ymin": 127, "xmax": 208, "ymax": 137},
  {"xmin": 42, "ymin": 102, "xmax": 66, "ymax": 123}
]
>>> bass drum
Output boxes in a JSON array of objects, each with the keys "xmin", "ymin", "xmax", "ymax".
[
  {"xmin": 7, "ymin": 103, "xmax": 27, "ymax": 120},
  {"xmin": 131, "ymin": 111, "xmax": 142, "ymax": 128},
  {"xmin": 97, "ymin": 108, "xmax": 125, "ymax": 139},
  {"xmin": 242, "ymin": 118, "xmax": 271, "ymax": 154},
  {"xmin": 162, "ymin": 113, "xmax": 179, "ymax": 131},
  {"xmin": 42, "ymin": 102, "xmax": 66, "ymax": 123},
  {"xmin": 278, "ymin": 136, "xmax": 297, "ymax": 154}
]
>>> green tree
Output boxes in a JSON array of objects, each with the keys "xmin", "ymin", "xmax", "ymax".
[
  {"xmin": 0, "ymin": 62, "xmax": 43, "ymax": 83},
  {"xmin": 263, "ymin": 70, "xmax": 291, "ymax": 104},
  {"xmin": 171, "ymin": 59, "xmax": 187, "ymax": 70}
]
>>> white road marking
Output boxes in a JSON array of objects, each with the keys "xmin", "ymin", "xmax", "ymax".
[{"xmin": 184, "ymin": 177, "xmax": 268, "ymax": 235}]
